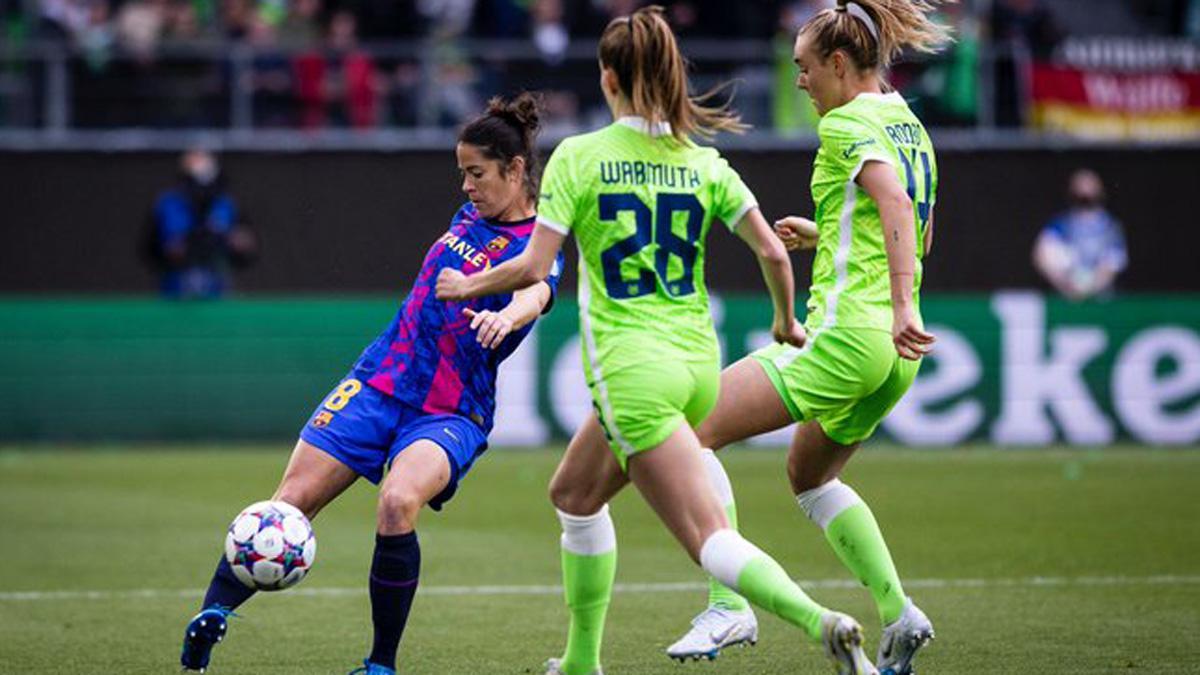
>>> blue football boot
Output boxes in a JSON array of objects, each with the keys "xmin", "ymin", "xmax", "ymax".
[
  {"xmin": 348, "ymin": 659, "xmax": 396, "ymax": 675},
  {"xmin": 180, "ymin": 606, "xmax": 235, "ymax": 672}
]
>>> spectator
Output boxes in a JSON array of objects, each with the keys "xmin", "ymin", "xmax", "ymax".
[
  {"xmin": 145, "ymin": 148, "xmax": 258, "ymax": 298},
  {"xmin": 1033, "ymin": 169, "xmax": 1127, "ymax": 301},
  {"xmin": 293, "ymin": 9, "xmax": 380, "ymax": 128}
]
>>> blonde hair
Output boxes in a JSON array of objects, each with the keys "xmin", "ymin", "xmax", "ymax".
[
  {"xmin": 800, "ymin": 0, "xmax": 954, "ymax": 72},
  {"xmin": 598, "ymin": 5, "xmax": 746, "ymax": 143}
]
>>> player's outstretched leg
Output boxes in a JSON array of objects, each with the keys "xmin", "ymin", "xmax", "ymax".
[
  {"xmin": 789, "ymin": 422, "xmax": 929, "ymax": 674},
  {"xmin": 181, "ymin": 440, "xmax": 357, "ymax": 672},
  {"xmin": 666, "ymin": 449, "xmax": 757, "ymax": 662},
  {"xmin": 357, "ymin": 440, "xmax": 452, "ymax": 675},
  {"xmin": 632, "ymin": 424, "xmax": 876, "ymax": 675}
]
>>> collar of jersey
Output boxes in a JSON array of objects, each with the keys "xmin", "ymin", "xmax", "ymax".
[
  {"xmin": 853, "ymin": 91, "xmax": 906, "ymax": 105},
  {"xmin": 481, "ymin": 213, "xmax": 537, "ymax": 229},
  {"xmin": 616, "ymin": 116, "xmax": 672, "ymax": 137}
]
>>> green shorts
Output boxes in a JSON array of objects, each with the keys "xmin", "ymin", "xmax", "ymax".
[
  {"xmin": 589, "ymin": 358, "xmax": 720, "ymax": 471},
  {"xmin": 752, "ymin": 328, "xmax": 920, "ymax": 445}
]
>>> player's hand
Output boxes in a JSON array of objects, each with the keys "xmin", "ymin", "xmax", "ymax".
[
  {"xmin": 892, "ymin": 307, "xmax": 935, "ymax": 360},
  {"xmin": 773, "ymin": 317, "xmax": 807, "ymax": 349},
  {"xmin": 463, "ymin": 308, "xmax": 514, "ymax": 349},
  {"xmin": 773, "ymin": 216, "xmax": 819, "ymax": 251},
  {"xmin": 436, "ymin": 268, "xmax": 469, "ymax": 301}
]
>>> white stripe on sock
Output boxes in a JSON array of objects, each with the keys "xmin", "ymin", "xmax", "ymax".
[
  {"xmin": 795, "ymin": 479, "xmax": 863, "ymax": 530},
  {"xmin": 557, "ymin": 505, "xmax": 616, "ymax": 556}
]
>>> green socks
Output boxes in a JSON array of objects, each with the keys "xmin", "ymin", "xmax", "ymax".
[
  {"xmin": 560, "ymin": 548, "xmax": 616, "ymax": 674},
  {"xmin": 825, "ymin": 502, "xmax": 906, "ymax": 625},
  {"xmin": 556, "ymin": 507, "xmax": 617, "ymax": 675},
  {"xmin": 699, "ymin": 529, "xmax": 827, "ymax": 642},
  {"xmin": 734, "ymin": 555, "xmax": 825, "ymax": 640},
  {"xmin": 797, "ymin": 479, "xmax": 907, "ymax": 625}
]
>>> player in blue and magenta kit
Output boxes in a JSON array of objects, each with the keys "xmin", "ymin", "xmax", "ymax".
[{"xmin": 180, "ymin": 94, "xmax": 562, "ymax": 675}]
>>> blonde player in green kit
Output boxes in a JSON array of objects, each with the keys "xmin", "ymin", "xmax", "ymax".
[
  {"xmin": 436, "ymin": 6, "xmax": 879, "ymax": 674},
  {"xmin": 651, "ymin": 1, "xmax": 948, "ymax": 673}
]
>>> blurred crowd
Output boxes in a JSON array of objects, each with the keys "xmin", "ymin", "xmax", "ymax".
[{"xmin": 1, "ymin": 0, "xmax": 1198, "ymax": 130}]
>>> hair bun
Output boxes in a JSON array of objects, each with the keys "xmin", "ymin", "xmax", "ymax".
[{"xmin": 486, "ymin": 93, "xmax": 542, "ymax": 137}]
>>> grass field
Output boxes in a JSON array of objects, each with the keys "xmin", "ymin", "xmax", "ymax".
[{"xmin": 1, "ymin": 445, "xmax": 1199, "ymax": 674}]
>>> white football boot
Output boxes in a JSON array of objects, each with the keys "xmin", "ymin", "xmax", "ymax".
[
  {"xmin": 543, "ymin": 657, "xmax": 602, "ymax": 675},
  {"xmin": 876, "ymin": 599, "xmax": 934, "ymax": 675},
  {"xmin": 821, "ymin": 612, "xmax": 878, "ymax": 675},
  {"xmin": 666, "ymin": 607, "xmax": 758, "ymax": 661}
]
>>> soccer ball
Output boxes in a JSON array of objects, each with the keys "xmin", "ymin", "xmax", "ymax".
[{"xmin": 224, "ymin": 500, "xmax": 317, "ymax": 591}]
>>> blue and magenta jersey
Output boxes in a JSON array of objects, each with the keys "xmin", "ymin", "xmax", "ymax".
[{"xmin": 352, "ymin": 202, "xmax": 563, "ymax": 434}]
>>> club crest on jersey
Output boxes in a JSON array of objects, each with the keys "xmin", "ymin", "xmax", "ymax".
[
  {"xmin": 311, "ymin": 411, "xmax": 334, "ymax": 428},
  {"xmin": 487, "ymin": 236, "xmax": 510, "ymax": 253}
]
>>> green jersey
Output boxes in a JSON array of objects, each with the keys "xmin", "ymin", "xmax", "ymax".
[
  {"xmin": 537, "ymin": 117, "xmax": 757, "ymax": 373},
  {"xmin": 806, "ymin": 92, "xmax": 938, "ymax": 332}
]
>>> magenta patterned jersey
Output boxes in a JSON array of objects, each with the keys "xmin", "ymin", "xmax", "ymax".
[{"xmin": 352, "ymin": 203, "xmax": 562, "ymax": 433}]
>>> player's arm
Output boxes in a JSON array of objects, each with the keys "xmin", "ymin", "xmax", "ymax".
[
  {"xmin": 463, "ymin": 281, "xmax": 552, "ymax": 349},
  {"xmin": 735, "ymin": 207, "xmax": 806, "ymax": 348},
  {"xmin": 436, "ymin": 224, "xmax": 565, "ymax": 301},
  {"xmin": 858, "ymin": 161, "xmax": 936, "ymax": 361}
]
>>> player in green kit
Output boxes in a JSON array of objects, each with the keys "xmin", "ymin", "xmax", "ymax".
[
  {"xmin": 436, "ymin": 6, "xmax": 879, "ymax": 674},
  {"xmin": 651, "ymin": 1, "xmax": 949, "ymax": 673}
]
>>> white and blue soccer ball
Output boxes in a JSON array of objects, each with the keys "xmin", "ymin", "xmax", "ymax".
[{"xmin": 224, "ymin": 500, "xmax": 317, "ymax": 591}]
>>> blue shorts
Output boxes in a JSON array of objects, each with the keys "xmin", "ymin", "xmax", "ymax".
[{"xmin": 299, "ymin": 376, "xmax": 488, "ymax": 510}]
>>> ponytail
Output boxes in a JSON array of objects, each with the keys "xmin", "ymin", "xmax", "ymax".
[
  {"xmin": 801, "ymin": 0, "xmax": 953, "ymax": 72},
  {"xmin": 598, "ymin": 5, "xmax": 746, "ymax": 143}
]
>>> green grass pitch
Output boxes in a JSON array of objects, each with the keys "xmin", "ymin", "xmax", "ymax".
[{"xmin": 1, "ymin": 445, "xmax": 1198, "ymax": 674}]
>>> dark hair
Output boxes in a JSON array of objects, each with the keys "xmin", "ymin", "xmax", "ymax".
[
  {"xmin": 598, "ymin": 5, "xmax": 745, "ymax": 144},
  {"xmin": 801, "ymin": 0, "xmax": 953, "ymax": 72},
  {"xmin": 458, "ymin": 93, "xmax": 542, "ymax": 201}
]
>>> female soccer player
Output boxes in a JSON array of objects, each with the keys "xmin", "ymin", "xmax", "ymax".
[
  {"xmin": 436, "ymin": 7, "xmax": 877, "ymax": 675},
  {"xmin": 179, "ymin": 94, "xmax": 563, "ymax": 675},
  {"xmin": 549, "ymin": 2, "xmax": 949, "ymax": 673}
]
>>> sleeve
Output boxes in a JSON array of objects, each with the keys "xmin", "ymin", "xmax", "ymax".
[
  {"xmin": 709, "ymin": 154, "xmax": 759, "ymax": 233},
  {"xmin": 818, "ymin": 112, "xmax": 894, "ymax": 181},
  {"xmin": 536, "ymin": 140, "xmax": 579, "ymax": 236},
  {"xmin": 539, "ymin": 251, "xmax": 566, "ymax": 315}
]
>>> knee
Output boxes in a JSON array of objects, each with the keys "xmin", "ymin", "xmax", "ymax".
[
  {"xmin": 377, "ymin": 486, "xmax": 423, "ymax": 534},
  {"xmin": 787, "ymin": 456, "xmax": 836, "ymax": 495},
  {"xmin": 548, "ymin": 474, "xmax": 605, "ymax": 516},
  {"xmin": 273, "ymin": 483, "xmax": 321, "ymax": 520}
]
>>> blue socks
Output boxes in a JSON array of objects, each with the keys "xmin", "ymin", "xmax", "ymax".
[
  {"xmin": 201, "ymin": 556, "xmax": 256, "ymax": 611},
  {"xmin": 368, "ymin": 531, "xmax": 421, "ymax": 670}
]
